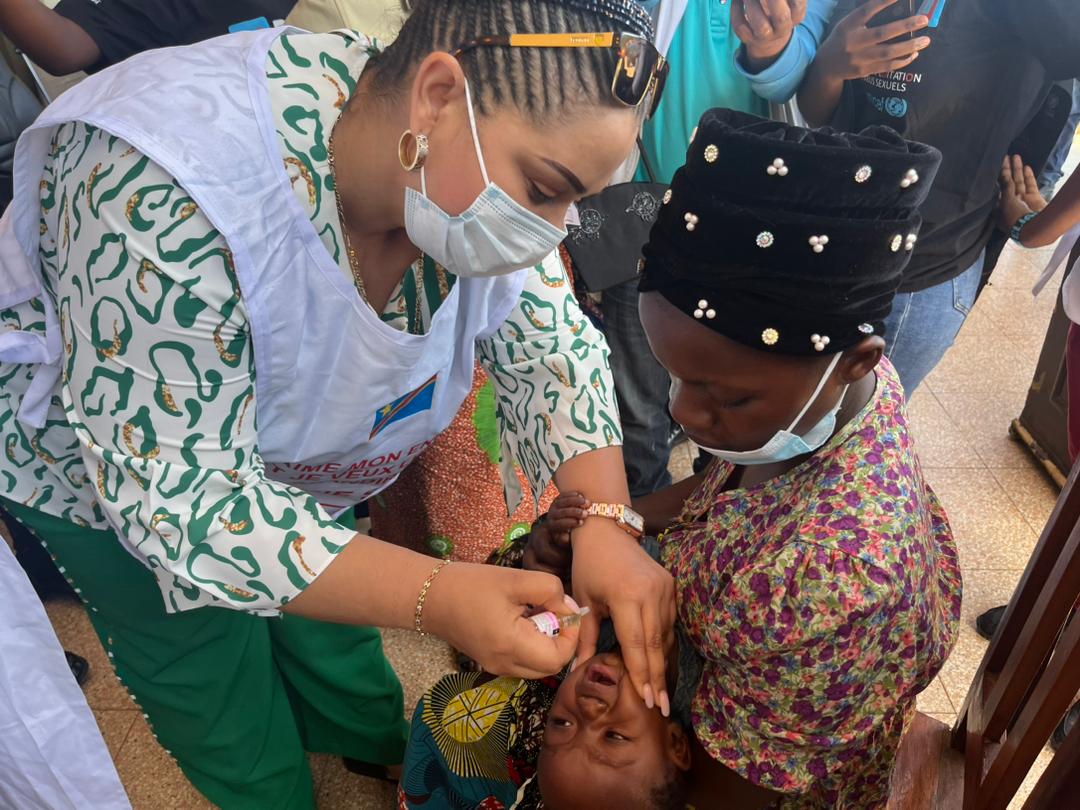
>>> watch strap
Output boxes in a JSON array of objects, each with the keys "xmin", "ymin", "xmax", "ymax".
[{"xmin": 584, "ymin": 502, "xmax": 644, "ymax": 539}]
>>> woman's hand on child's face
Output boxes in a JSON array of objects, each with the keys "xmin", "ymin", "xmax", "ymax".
[
  {"xmin": 571, "ymin": 526, "xmax": 677, "ymax": 718},
  {"xmin": 524, "ymin": 492, "xmax": 589, "ymax": 587}
]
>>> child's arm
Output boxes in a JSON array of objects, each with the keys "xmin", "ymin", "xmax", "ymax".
[{"xmin": 520, "ymin": 493, "xmax": 586, "ymax": 591}]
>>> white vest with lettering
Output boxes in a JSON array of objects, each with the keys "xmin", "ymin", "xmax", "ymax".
[{"xmin": 0, "ymin": 27, "xmax": 526, "ymax": 516}]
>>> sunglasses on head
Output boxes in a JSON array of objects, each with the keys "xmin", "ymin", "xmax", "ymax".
[{"xmin": 452, "ymin": 32, "xmax": 669, "ymax": 119}]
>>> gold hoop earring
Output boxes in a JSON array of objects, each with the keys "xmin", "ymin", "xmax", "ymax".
[{"xmin": 398, "ymin": 130, "xmax": 429, "ymax": 172}]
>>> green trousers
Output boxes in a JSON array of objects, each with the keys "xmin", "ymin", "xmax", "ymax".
[{"xmin": 2, "ymin": 498, "xmax": 408, "ymax": 810}]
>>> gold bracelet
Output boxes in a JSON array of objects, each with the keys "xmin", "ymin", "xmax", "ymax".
[{"xmin": 414, "ymin": 559, "xmax": 452, "ymax": 636}]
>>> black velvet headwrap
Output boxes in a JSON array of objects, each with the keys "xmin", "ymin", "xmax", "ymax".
[{"xmin": 639, "ymin": 108, "xmax": 943, "ymax": 356}]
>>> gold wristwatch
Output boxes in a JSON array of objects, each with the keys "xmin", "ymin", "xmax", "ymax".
[{"xmin": 584, "ymin": 503, "xmax": 645, "ymax": 540}]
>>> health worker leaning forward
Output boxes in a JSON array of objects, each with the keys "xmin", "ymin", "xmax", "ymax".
[{"xmin": 0, "ymin": 1, "xmax": 675, "ymax": 807}]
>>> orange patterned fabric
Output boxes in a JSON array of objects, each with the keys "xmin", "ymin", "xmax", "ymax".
[{"xmin": 370, "ymin": 364, "xmax": 557, "ymax": 564}]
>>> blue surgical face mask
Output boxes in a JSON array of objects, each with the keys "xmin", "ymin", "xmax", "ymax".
[
  {"xmin": 697, "ymin": 353, "xmax": 848, "ymax": 466},
  {"xmin": 404, "ymin": 80, "xmax": 567, "ymax": 278}
]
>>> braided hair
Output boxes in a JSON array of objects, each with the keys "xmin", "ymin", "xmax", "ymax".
[{"xmin": 368, "ymin": 0, "xmax": 655, "ymax": 122}]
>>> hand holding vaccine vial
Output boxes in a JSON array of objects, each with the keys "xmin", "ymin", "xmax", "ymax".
[{"xmin": 529, "ymin": 606, "xmax": 591, "ymax": 638}]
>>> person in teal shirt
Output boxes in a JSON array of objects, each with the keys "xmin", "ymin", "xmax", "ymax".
[
  {"xmin": 609, "ymin": 0, "xmax": 839, "ymax": 497},
  {"xmin": 639, "ymin": 0, "xmax": 837, "ymax": 182}
]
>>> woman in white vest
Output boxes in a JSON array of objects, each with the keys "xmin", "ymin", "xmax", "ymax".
[{"xmin": 0, "ymin": 0, "xmax": 676, "ymax": 806}]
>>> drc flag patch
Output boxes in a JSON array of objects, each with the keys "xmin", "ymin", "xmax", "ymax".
[{"xmin": 370, "ymin": 375, "xmax": 437, "ymax": 439}]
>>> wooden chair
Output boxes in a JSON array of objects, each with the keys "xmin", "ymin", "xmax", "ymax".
[
  {"xmin": 888, "ymin": 234, "xmax": 1080, "ymax": 809},
  {"xmin": 887, "ymin": 455, "xmax": 1080, "ymax": 809},
  {"xmin": 949, "ymin": 449, "xmax": 1080, "ymax": 810}
]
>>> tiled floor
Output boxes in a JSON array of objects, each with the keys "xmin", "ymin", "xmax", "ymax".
[{"xmin": 40, "ymin": 234, "xmax": 1075, "ymax": 806}]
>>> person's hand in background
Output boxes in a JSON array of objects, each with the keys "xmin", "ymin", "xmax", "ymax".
[
  {"xmin": 798, "ymin": 0, "xmax": 930, "ymax": 126},
  {"xmin": 815, "ymin": 0, "xmax": 930, "ymax": 82},
  {"xmin": 734, "ymin": 0, "xmax": 808, "ymax": 74},
  {"xmin": 995, "ymin": 154, "xmax": 1080, "ymax": 250},
  {"xmin": 996, "ymin": 154, "xmax": 1048, "ymax": 237},
  {"xmin": 1000, "ymin": 154, "xmax": 1049, "ymax": 215}
]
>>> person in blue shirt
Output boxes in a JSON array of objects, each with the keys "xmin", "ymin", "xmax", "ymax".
[{"xmin": 606, "ymin": 0, "xmax": 839, "ymax": 498}]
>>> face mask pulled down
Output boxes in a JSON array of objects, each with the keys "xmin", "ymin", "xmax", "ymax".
[
  {"xmin": 697, "ymin": 353, "xmax": 849, "ymax": 466},
  {"xmin": 404, "ymin": 81, "xmax": 567, "ymax": 278}
]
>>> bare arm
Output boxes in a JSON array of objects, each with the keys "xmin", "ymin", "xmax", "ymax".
[
  {"xmin": 797, "ymin": 60, "xmax": 848, "ymax": 128},
  {"xmin": 0, "ymin": 0, "xmax": 100, "ymax": 75},
  {"xmin": 1024, "ymin": 177, "xmax": 1080, "ymax": 248},
  {"xmin": 998, "ymin": 155, "xmax": 1080, "ymax": 249},
  {"xmin": 285, "ymin": 532, "xmax": 582, "ymax": 679}
]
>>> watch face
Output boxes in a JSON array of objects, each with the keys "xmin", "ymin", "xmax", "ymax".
[{"xmin": 624, "ymin": 508, "xmax": 645, "ymax": 534}]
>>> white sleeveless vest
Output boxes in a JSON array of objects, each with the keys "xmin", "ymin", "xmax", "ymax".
[{"xmin": 0, "ymin": 28, "xmax": 525, "ymax": 516}]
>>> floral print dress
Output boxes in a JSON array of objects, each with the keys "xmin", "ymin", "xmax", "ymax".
[{"xmin": 661, "ymin": 359, "xmax": 962, "ymax": 808}]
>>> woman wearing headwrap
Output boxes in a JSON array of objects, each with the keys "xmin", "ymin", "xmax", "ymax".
[
  {"xmin": 631, "ymin": 108, "xmax": 963, "ymax": 807},
  {"xmin": 514, "ymin": 108, "xmax": 963, "ymax": 807},
  {"xmin": 0, "ymin": 1, "xmax": 677, "ymax": 806}
]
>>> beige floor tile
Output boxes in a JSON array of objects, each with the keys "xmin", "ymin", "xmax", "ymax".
[
  {"xmin": 935, "ymin": 569, "xmax": 1026, "ymax": 704},
  {"xmin": 984, "ymin": 250, "xmax": 1032, "ymax": 295},
  {"xmin": 989, "ymin": 466, "xmax": 1062, "ymax": 536},
  {"xmin": 926, "ymin": 313, "xmax": 1041, "ymax": 395},
  {"xmin": 920, "ymin": 469, "xmax": 1039, "ymax": 571},
  {"xmin": 93, "ymin": 709, "xmax": 138, "ymax": 760},
  {"xmin": 317, "ymin": 757, "xmax": 396, "ymax": 809},
  {"xmin": 44, "ymin": 599, "xmax": 132, "ymax": 710},
  {"xmin": 114, "ymin": 718, "xmax": 216, "ymax": 810},
  {"xmin": 916, "ymin": 677, "xmax": 954, "ymax": 715},
  {"xmin": 905, "ymin": 388, "xmax": 983, "ymax": 469},
  {"xmin": 934, "ymin": 390, "xmax": 1032, "ymax": 469},
  {"xmin": 309, "ymin": 753, "xmax": 333, "ymax": 794},
  {"xmin": 972, "ymin": 283, "xmax": 1059, "ymax": 343},
  {"xmin": 937, "ymin": 624, "xmax": 992, "ymax": 718},
  {"xmin": 987, "ymin": 243, "xmax": 1059, "ymax": 291},
  {"xmin": 1007, "ymin": 747, "xmax": 1055, "ymax": 810}
]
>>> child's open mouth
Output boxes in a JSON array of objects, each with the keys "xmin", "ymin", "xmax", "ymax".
[{"xmin": 587, "ymin": 664, "xmax": 619, "ymax": 687}]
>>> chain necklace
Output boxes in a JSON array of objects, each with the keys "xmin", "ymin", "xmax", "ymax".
[{"xmin": 327, "ymin": 121, "xmax": 367, "ymax": 301}]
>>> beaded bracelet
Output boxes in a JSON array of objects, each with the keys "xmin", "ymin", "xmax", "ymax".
[
  {"xmin": 414, "ymin": 559, "xmax": 452, "ymax": 636},
  {"xmin": 1011, "ymin": 211, "xmax": 1039, "ymax": 244}
]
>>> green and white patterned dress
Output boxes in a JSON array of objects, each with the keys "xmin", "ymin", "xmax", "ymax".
[{"xmin": 0, "ymin": 31, "xmax": 620, "ymax": 614}]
